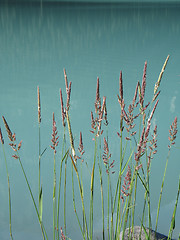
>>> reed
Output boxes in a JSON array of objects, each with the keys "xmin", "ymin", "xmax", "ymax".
[
  {"xmin": 0, "ymin": 127, "xmax": 13, "ymax": 240},
  {"xmin": 0, "ymin": 55, "xmax": 179, "ymax": 240}
]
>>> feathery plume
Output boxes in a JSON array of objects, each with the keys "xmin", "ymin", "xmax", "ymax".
[
  {"xmin": 2, "ymin": 116, "xmax": 14, "ymax": 142},
  {"xmin": 119, "ymin": 71, "xmax": 123, "ymax": 100},
  {"xmin": 102, "ymin": 137, "xmax": 115, "ymax": 174},
  {"xmin": 0, "ymin": 127, "xmax": 4, "ymax": 144},
  {"xmin": 104, "ymin": 100, "xmax": 108, "ymax": 126},
  {"xmin": 66, "ymin": 81, "xmax": 72, "ymax": 111},
  {"xmin": 64, "ymin": 68, "xmax": 68, "ymax": 94},
  {"xmin": 154, "ymin": 55, "xmax": 170, "ymax": 95},
  {"xmin": 95, "ymin": 77, "xmax": 101, "ymax": 113},
  {"xmin": 168, "ymin": 116, "xmax": 178, "ymax": 149},
  {"xmin": 147, "ymin": 125, "xmax": 157, "ymax": 170},
  {"xmin": 132, "ymin": 82, "xmax": 139, "ymax": 107},
  {"xmin": 97, "ymin": 96, "xmax": 106, "ymax": 135},
  {"xmin": 60, "ymin": 89, "xmax": 65, "ymax": 127},
  {"xmin": 50, "ymin": 113, "xmax": 59, "ymax": 154},
  {"xmin": 78, "ymin": 132, "xmax": 85, "ymax": 161},
  {"xmin": 141, "ymin": 62, "xmax": 147, "ymax": 98},
  {"xmin": 121, "ymin": 165, "xmax": 131, "ymax": 203},
  {"xmin": 134, "ymin": 126, "xmax": 145, "ymax": 163},
  {"xmin": 37, "ymin": 86, "xmax": 41, "ymax": 123}
]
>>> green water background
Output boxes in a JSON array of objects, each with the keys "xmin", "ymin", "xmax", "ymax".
[{"xmin": 0, "ymin": 2, "xmax": 180, "ymax": 239}]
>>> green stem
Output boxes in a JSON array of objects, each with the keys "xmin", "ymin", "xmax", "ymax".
[
  {"xmin": 18, "ymin": 156, "xmax": 47, "ymax": 240},
  {"xmin": 2, "ymin": 145, "xmax": 13, "ymax": 240},
  {"xmin": 98, "ymin": 162, "xmax": 105, "ymax": 240},
  {"xmin": 53, "ymin": 153, "xmax": 56, "ymax": 240},
  {"xmin": 64, "ymin": 155, "xmax": 67, "ymax": 235},
  {"xmin": 71, "ymin": 160, "xmax": 85, "ymax": 239},
  {"xmin": 57, "ymin": 129, "xmax": 67, "ymax": 239},
  {"xmin": 155, "ymin": 149, "xmax": 171, "ymax": 233},
  {"xmin": 38, "ymin": 123, "xmax": 41, "ymax": 207},
  {"xmin": 70, "ymin": 154, "xmax": 88, "ymax": 239},
  {"xmin": 168, "ymin": 176, "xmax": 180, "ymax": 240}
]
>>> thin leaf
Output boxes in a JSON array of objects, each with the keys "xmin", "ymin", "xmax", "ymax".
[
  {"xmin": 136, "ymin": 171, "xmax": 149, "ymax": 194},
  {"xmin": 142, "ymin": 224, "xmax": 150, "ymax": 240},
  {"xmin": 70, "ymin": 154, "xmax": 78, "ymax": 173},
  {"xmin": 39, "ymin": 185, "xmax": 43, "ymax": 222},
  {"xmin": 168, "ymin": 176, "xmax": 180, "ymax": 240},
  {"xmin": 121, "ymin": 147, "xmax": 135, "ymax": 175},
  {"xmin": 40, "ymin": 147, "xmax": 47, "ymax": 157}
]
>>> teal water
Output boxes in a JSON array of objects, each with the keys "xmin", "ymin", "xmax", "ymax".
[{"xmin": 0, "ymin": 2, "xmax": 180, "ymax": 239}]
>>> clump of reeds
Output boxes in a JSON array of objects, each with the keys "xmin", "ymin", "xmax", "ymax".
[{"xmin": 1, "ymin": 55, "xmax": 179, "ymax": 240}]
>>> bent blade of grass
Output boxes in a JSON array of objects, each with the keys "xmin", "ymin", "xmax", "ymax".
[
  {"xmin": 142, "ymin": 224, "xmax": 150, "ymax": 240},
  {"xmin": 136, "ymin": 170, "xmax": 149, "ymax": 194},
  {"xmin": 168, "ymin": 176, "xmax": 180, "ymax": 240}
]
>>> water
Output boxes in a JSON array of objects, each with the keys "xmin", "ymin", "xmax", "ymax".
[{"xmin": 0, "ymin": 1, "xmax": 180, "ymax": 239}]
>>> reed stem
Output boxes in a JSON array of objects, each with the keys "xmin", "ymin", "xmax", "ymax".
[{"xmin": 1, "ymin": 145, "xmax": 13, "ymax": 240}]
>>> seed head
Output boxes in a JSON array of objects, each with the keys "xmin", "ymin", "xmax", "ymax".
[
  {"xmin": 0, "ymin": 127, "xmax": 4, "ymax": 144},
  {"xmin": 50, "ymin": 113, "xmax": 59, "ymax": 154},
  {"xmin": 37, "ymin": 86, "xmax": 41, "ymax": 123},
  {"xmin": 168, "ymin": 116, "xmax": 178, "ymax": 149}
]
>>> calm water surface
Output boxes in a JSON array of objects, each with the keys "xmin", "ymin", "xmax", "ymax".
[{"xmin": 0, "ymin": 2, "xmax": 180, "ymax": 239}]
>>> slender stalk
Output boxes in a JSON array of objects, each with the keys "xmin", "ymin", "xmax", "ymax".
[
  {"xmin": 53, "ymin": 153, "xmax": 56, "ymax": 240},
  {"xmin": 1, "ymin": 144, "xmax": 13, "ymax": 240},
  {"xmin": 64, "ymin": 155, "xmax": 67, "ymax": 234},
  {"xmin": 71, "ymin": 158, "xmax": 85, "ymax": 239},
  {"xmin": 115, "ymin": 124, "xmax": 123, "ymax": 239},
  {"xmin": 98, "ymin": 162, "xmax": 105, "ymax": 240},
  {"xmin": 121, "ymin": 166, "xmax": 137, "ymax": 240},
  {"xmin": 155, "ymin": 149, "xmax": 171, "ymax": 233},
  {"xmin": 107, "ymin": 171, "xmax": 110, "ymax": 240},
  {"xmin": 38, "ymin": 123, "xmax": 41, "ymax": 213},
  {"xmin": 56, "ymin": 130, "xmax": 67, "ymax": 237},
  {"xmin": 70, "ymin": 154, "xmax": 89, "ymax": 239},
  {"xmin": 18, "ymin": 156, "xmax": 46, "ymax": 240},
  {"xmin": 131, "ymin": 172, "xmax": 137, "ymax": 238},
  {"xmin": 168, "ymin": 176, "xmax": 180, "ymax": 240},
  {"xmin": 90, "ymin": 156, "xmax": 96, "ymax": 240}
]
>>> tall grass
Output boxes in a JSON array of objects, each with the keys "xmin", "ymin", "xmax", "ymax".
[{"xmin": 0, "ymin": 55, "xmax": 179, "ymax": 240}]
